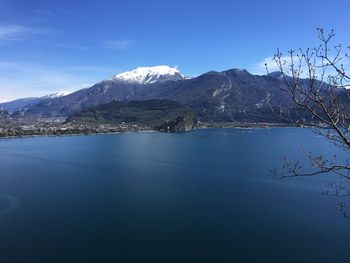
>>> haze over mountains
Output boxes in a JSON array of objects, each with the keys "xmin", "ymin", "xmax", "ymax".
[
  {"xmin": 0, "ymin": 92, "xmax": 71, "ymax": 114},
  {"xmin": 1, "ymin": 65, "xmax": 346, "ymax": 124}
]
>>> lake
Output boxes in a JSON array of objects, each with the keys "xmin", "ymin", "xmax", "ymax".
[{"xmin": 0, "ymin": 128, "xmax": 349, "ymax": 262}]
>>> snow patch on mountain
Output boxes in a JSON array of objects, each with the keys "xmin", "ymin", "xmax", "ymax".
[
  {"xmin": 0, "ymin": 91, "xmax": 73, "ymax": 113},
  {"xmin": 43, "ymin": 91, "xmax": 72, "ymax": 99},
  {"xmin": 112, "ymin": 65, "xmax": 186, "ymax": 84}
]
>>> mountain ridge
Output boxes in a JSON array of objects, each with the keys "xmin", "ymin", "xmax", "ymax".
[
  {"xmin": 5, "ymin": 65, "xmax": 347, "ymax": 124},
  {"xmin": 0, "ymin": 92, "xmax": 71, "ymax": 113}
]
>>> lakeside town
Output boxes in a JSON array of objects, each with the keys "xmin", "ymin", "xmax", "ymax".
[{"xmin": 0, "ymin": 117, "xmax": 147, "ymax": 138}]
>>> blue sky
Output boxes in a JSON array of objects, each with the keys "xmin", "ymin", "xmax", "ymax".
[{"xmin": 0, "ymin": 0, "xmax": 349, "ymax": 102}]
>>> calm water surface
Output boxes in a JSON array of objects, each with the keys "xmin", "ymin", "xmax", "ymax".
[{"xmin": 0, "ymin": 128, "xmax": 349, "ymax": 262}]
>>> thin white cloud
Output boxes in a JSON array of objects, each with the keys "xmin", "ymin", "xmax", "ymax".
[
  {"xmin": 65, "ymin": 66, "xmax": 116, "ymax": 72},
  {"xmin": 251, "ymin": 55, "xmax": 350, "ymax": 86},
  {"xmin": 0, "ymin": 25, "xmax": 31, "ymax": 40},
  {"xmin": 33, "ymin": 9, "xmax": 54, "ymax": 16},
  {"xmin": 33, "ymin": 8, "xmax": 70, "ymax": 16},
  {"xmin": 56, "ymin": 43, "xmax": 91, "ymax": 50},
  {"xmin": 250, "ymin": 56, "xmax": 284, "ymax": 75},
  {"xmin": 0, "ymin": 24, "xmax": 47, "ymax": 41},
  {"xmin": 0, "ymin": 61, "xmax": 115, "ymax": 103},
  {"xmin": 103, "ymin": 40, "xmax": 136, "ymax": 49}
]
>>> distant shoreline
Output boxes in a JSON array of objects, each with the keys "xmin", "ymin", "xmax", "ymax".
[
  {"xmin": 0, "ymin": 122, "xmax": 300, "ymax": 140},
  {"xmin": 198, "ymin": 122, "xmax": 296, "ymax": 129}
]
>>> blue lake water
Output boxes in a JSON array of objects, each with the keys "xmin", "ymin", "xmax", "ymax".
[{"xmin": 0, "ymin": 128, "xmax": 349, "ymax": 262}]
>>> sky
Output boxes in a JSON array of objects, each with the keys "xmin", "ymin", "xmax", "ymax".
[{"xmin": 0, "ymin": 0, "xmax": 349, "ymax": 102}]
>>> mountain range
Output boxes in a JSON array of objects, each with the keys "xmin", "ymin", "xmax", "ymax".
[
  {"xmin": 0, "ymin": 92, "xmax": 71, "ymax": 114},
  {"xmin": 2, "ymin": 65, "xmax": 346, "ymax": 124}
]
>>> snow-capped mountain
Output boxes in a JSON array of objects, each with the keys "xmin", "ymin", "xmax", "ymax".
[
  {"xmin": 112, "ymin": 65, "xmax": 186, "ymax": 84},
  {"xmin": 9, "ymin": 66, "xmax": 348, "ymax": 124},
  {"xmin": 42, "ymin": 91, "xmax": 72, "ymax": 99},
  {"xmin": 0, "ymin": 91, "xmax": 72, "ymax": 113}
]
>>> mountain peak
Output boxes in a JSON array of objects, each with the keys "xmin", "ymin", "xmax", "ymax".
[
  {"xmin": 42, "ymin": 91, "xmax": 72, "ymax": 99},
  {"xmin": 112, "ymin": 65, "xmax": 185, "ymax": 84},
  {"xmin": 225, "ymin": 68, "xmax": 250, "ymax": 74}
]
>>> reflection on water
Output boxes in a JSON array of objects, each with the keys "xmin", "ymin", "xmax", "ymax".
[{"xmin": 0, "ymin": 128, "xmax": 349, "ymax": 263}]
